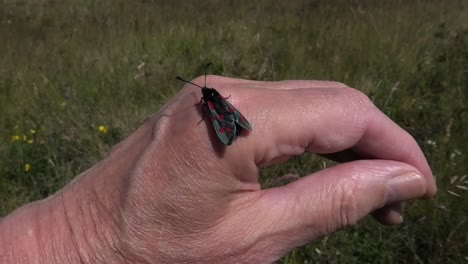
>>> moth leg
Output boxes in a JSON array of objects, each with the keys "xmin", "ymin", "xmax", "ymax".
[
  {"xmin": 223, "ymin": 95, "xmax": 231, "ymax": 100},
  {"xmin": 195, "ymin": 97, "xmax": 204, "ymax": 106},
  {"xmin": 197, "ymin": 103, "xmax": 206, "ymax": 124},
  {"xmin": 195, "ymin": 98, "xmax": 205, "ymax": 124}
]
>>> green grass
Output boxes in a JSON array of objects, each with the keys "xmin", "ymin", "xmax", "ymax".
[{"xmin": 1, "ymin": 0, "xmax": 467, "ymax": 262}]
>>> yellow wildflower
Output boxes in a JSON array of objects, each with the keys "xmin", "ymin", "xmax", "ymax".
[
  {"xmin": 11, "ymin": 135, "xmax": 20, "ymax": 142},
  {"xmin": 98, "ymin": 125, "xmax": 108, "ymax": 134},
  {"xmin": 30, "ymin": 129, "xmax": 36, "ymax": 134},
  {"xmin": 22, "ymin": 135, "xmax": 27, "ymax": 141},
  {"xmin": 24, "ymin": 163, "xmax": 31, "ymax": 172},
  {"xmin": 27, "ymin": 139, "xmax": 34, "ymax": 144}
]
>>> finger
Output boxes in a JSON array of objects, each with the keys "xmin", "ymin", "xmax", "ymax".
[
  {"xmin": 173, "ymin": 76, "xmax": 435, "ymax": 197},
  {"xmin": 280, "ymin": 160, "xmax": 426, "ymax": 227},
  {"xmin": 317, "ymin": 112, "xmax": 435, "ymax": 198},
  {"xmin": 208, "ymin": 75, "xmax": 350, "ymax": 90},
  {"xmin": 177, "ymin": 76, "xmax": 349, "ymax": 100},
  {"xmin": 350, "ymin": 110, "xmax": 435, "ymax": 197},
  {"xmin": 247, "ymin": 160, "xmax": 426, "ymax": 254},
  {"xmin": 372, "ymin": 203, "xmax": 403, "ymax": 225},
  {"xmin": 220, "ymin": 84, "xmax": 436, "ymax": 198}
]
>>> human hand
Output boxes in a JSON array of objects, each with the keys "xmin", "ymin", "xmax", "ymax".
[{"xmin": 1, "ymin": 76, "xmax": 436, "ymax": 263}]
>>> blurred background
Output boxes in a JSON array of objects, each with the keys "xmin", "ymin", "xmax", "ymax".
[{"xmin": 1, "ymin": 0, "xmax": 467, "ymax": 263}]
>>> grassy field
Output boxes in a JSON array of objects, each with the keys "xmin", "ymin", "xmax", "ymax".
[{"xmin": 1, "ymin": 0, "xmax": 467, "ymax": 263}]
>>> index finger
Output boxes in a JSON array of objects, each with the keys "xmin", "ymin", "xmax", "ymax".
[
  {"xmin": 350, "ymin": 109, "xmax": 436, "ymax": 197},
  {"xmin": 207, "ymin": 76, "xmax": 436, "ymax": 197}
]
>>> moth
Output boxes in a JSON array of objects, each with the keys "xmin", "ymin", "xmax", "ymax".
[{"xmin": 176, "ymin": 64, "xmax": 252, "ymax": 145}]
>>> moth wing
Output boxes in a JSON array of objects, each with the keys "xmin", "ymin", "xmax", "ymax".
[
  {"xmin": 234, "ymin": 110, "xmax": 252, "ymax": 131},
  {"xmin": 207, "ymin": 104, "xmax": 237, "ymax": 145},
  {"xmin": 222, "ymin": 99, "xmax": 252, "ymax": 131}
]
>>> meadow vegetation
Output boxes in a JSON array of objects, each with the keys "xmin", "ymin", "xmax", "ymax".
[{"xmin": 1, "ymin": 0, "xmax": 467, "ymax": 262}]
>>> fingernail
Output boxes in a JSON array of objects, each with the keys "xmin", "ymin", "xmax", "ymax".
[{"xmin": 386, "ymin": 173, "xmax": 424, "ymax": 204}]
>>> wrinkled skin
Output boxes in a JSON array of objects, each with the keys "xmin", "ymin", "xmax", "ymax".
[{"xmin": 0, "ymin": 76, "xmax": 436, "ymax": 263}]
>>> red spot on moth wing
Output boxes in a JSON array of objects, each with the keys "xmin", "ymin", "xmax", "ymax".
[
  {"xmin": 219, "ymin": 127, "xmax": 232, "ymax": 133},
  {"xmin": 207, "ymin": 101, "xmax": 215, "ymax": 109},
  {"xmin": 211, "ymin": 114, "xmax": 224, "ymax": 120},
  {"xmin": 228, "ymin": 106, "xmax": 236, "ymax": 113}
]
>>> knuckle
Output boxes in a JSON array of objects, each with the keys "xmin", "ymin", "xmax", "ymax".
[
  {"xmin": 334, "ymin": 178, "xmax": 360, "ymax": 227},
  {"xmin": 325, "ymin": 80, "xmax": 351, "ymax": 88},
  {"xmin": 341, "ymin": 87, "xmax": 375, "ymax": 110}
]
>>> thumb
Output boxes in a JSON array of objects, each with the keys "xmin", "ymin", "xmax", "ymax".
[{"xmin": 252, "ymin": 160, "xmax": 427, "ymax": 256}]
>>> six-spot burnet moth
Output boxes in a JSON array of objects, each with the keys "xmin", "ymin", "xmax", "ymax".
[{"xmin": 176, "ymin": 64, "xmax": 252, "ymax": 145}]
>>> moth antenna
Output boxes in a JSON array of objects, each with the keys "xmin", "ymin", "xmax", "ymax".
[
  {"xmin": 204, "ymin": 63, "xmax": 212, "ymax": 87},
  {"xmin": 204, "ymin": 66, "xmax": 207, "ymax": 87},
  {"xmin": 176, "ymin": 76, "xmax": 203, "ymax": 89}
]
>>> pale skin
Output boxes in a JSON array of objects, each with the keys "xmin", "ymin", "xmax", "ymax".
[{"xmin": 0, "ymin": 76, "xmax": 436, "ymax": 263}]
